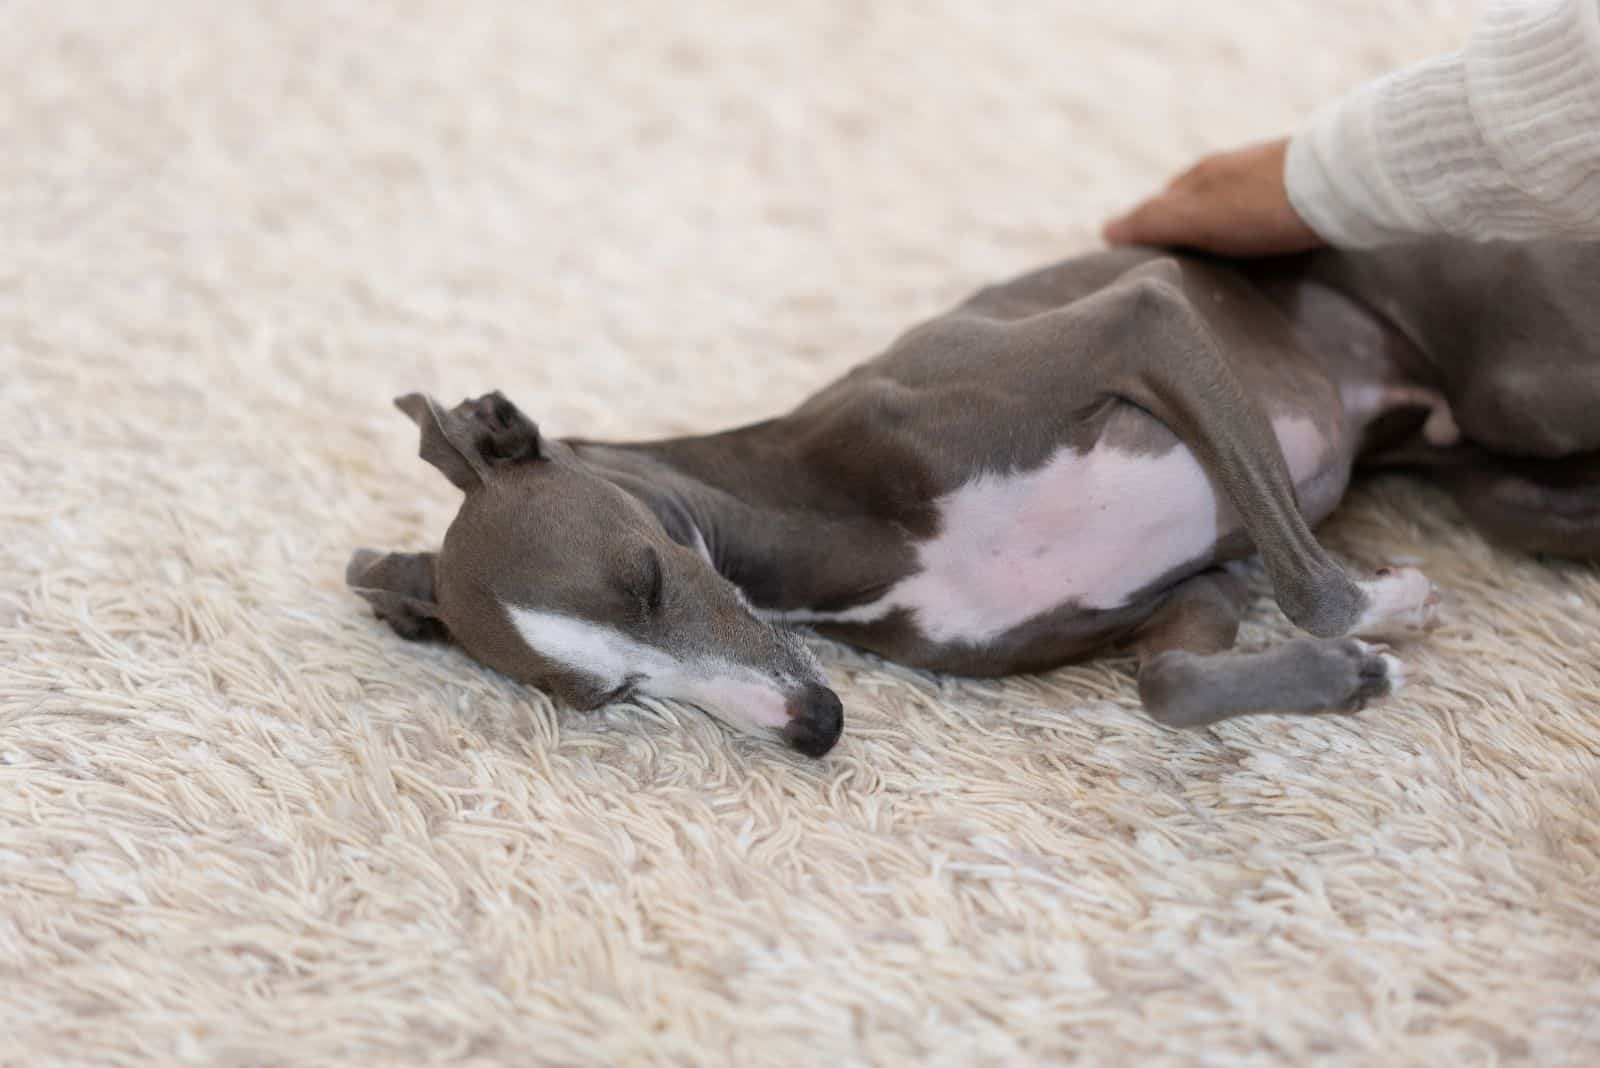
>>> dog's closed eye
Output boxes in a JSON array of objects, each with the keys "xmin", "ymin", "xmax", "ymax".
[{"xmin": 627, "ymin": 546, "xmax": 665, "ymax": 617}]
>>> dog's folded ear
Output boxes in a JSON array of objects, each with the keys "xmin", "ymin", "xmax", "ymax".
[
  {"xmin": 449, "ymin": 391, "xmax": 543, "ymax": 466},
  {"xmin": 346, "ymin": 548, "xmax": 449, "ymax": 643},
  {"xmin": 394, "ymin": 391, "xmax": 544, "ymax": 491},
  {"xmin": 395, "ymin": 393, "xmax": 490, "ymax": 491}
]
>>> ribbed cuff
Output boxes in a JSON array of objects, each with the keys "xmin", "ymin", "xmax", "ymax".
[
  {"xmin": 1449, "ymin": 0, "xmax": 1600, "ymax": 236},
  {"xmin": 1373, "ymin": 47, "xmax": 1518, "ymax": 240},
  {"xmin": 1285, "ymin": 56, "xmax": 1465, "ymax": 248},
  {"xmin": 1288, "ymin": 0, "xmax": 1600, "ymax": 246}
]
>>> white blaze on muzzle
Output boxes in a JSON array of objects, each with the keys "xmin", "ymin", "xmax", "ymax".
[{"xmin": 503, "ymin": 604, "xmax": 798, "ymax": 731}]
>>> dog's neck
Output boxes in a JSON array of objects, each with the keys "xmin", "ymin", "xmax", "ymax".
[{"xmin": 569, "ymin": 431, "xmax": 912, "ymax": 613}]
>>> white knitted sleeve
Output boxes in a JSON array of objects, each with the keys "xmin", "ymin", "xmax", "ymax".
[{"xmin": 1284, "ymin": 0, "xmax": 1600, "ymax": 247}]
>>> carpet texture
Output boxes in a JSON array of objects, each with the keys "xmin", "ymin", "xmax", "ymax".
[{"xmin": 4, "ymin": 1, "xmax": 1599, "ymax": 1064}]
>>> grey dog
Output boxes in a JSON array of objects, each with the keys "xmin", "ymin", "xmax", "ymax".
[{"xmin": 349, "ymin": 240, "xmax": 1600, "ymax": 756}]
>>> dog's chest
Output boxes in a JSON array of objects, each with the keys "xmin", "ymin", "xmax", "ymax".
[{"xmin": 806, "ymin": 414, "xmax": 1327, "ymax": 645}]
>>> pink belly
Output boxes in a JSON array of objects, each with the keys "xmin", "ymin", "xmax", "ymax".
[{"xmin": 890, "ymin": 414, "xmax": 1328, "ymax": 644}]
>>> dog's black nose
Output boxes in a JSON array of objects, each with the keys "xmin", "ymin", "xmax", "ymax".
[{"xmin": 781, "ymin": 683, "xmax": 844, "ymax": 757}]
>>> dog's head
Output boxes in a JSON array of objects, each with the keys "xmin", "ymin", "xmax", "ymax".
[{"xmin": 347, "ymin": 392, "xmax": 842, "ymax": 756}]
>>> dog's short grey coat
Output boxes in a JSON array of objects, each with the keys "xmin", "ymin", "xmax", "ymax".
[{"xmin": 350, "ymin": 240, "xmax": 1600, "ymax": 754}]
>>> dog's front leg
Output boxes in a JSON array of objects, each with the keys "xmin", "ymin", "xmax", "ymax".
[{"xmin": 1131, "ymin": 569, "xmax": 1403, "ymax": 727}]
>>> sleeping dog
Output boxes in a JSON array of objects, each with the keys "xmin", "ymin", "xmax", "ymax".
[{"xmin": 348, "ymin": 240, "xmax": 1600, "ymax": 755}]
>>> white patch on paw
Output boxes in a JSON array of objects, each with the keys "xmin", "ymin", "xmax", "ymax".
[
  {"xmin": 1353, "ymin": 639, "xmax": 1405, "ymax": 693},
  {"xmin": 1352, "ymin": 568, "xmax": 1439, "ymax": 639}
]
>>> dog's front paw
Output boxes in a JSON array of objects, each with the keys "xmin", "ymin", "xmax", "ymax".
[
  {"xmin": 1314, "ymin": 639, "xmax": 1405, "ymax": 717},
  {"xmin": 1352, "ymin": 567, "xmax": 1440, "ymax": 640},
  {"xmin": 1346, "ymin": 639, "xmax": 1405, "ymax": 706}
]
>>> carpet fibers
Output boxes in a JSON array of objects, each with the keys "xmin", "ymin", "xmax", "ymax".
[{"xmin": 3, "ymin": 1, "xmax": 1598, "ymax": 1064}]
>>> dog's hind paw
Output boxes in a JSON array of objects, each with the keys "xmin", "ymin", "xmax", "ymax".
[{"xmin": 1351, "ymin": 567, "xmax": 1440, "ymax": 641}]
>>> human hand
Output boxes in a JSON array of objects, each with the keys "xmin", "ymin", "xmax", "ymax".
[{"xmin": 1102, "ymin": 139, "xmax": 1326, "ymax": 257}]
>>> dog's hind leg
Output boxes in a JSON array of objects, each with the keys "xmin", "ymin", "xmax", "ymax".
[
  {"xmin": 1449, "ymin": 450, "xmax": 1600, "ymax": 560},
  {"xmin": 1132, "ymin": 569, "xmax": 1404, "ymax": 728},
  {"xmin": 1367, "ymin": 441, "xmax": 1600, "ymax": 560},
  {"xmin": 1003, "ymin": 256, "xmax": 1435, "ymax": 639}
]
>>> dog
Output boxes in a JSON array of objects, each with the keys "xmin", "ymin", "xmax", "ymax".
[{"xmin": 348, "ymin": 240, "xmax": 1600, "ymax": 756}]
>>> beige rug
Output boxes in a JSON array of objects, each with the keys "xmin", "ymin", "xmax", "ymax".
[{"xmin": 4, "ymin": 1, "xmax": 1598, "ymax": 1064}]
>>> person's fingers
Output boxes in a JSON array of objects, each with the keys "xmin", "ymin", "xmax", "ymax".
[
  {"xmin": 1101, "ymin": 139, "xmax": 1325, "ymax": 257},
  {"xmin": 1103, "ymin": 197, "xmax": 1172, "ymax": 246},
  {"xmin": 1103, "ymin": 193, "xmax": 1198, "ymax": 248},
  {"xmin": 1100, "ymin": 209, "xmax": 1140, "ymax": 245}
]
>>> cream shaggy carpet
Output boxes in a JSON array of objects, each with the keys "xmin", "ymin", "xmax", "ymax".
[{"xmin": 4, "ymin": 1, "xmax": 1598, "ymax": 1065}]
